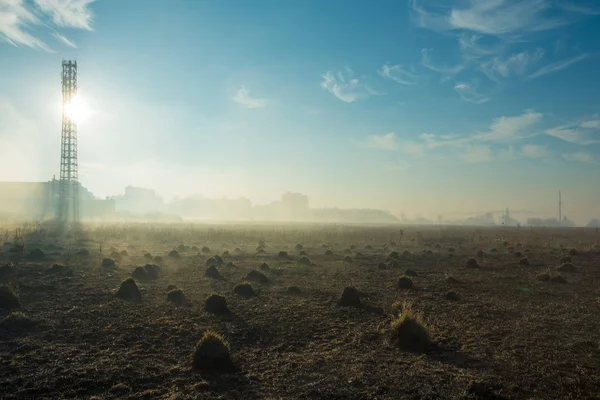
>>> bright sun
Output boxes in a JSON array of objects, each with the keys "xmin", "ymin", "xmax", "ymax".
[{"xmin": 64, "ymin": 95, "xmax": 91, "ymax": 123}]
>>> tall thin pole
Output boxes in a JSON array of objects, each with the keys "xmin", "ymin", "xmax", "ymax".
[
  {"xmin": 57, "ymin": 60, "xmax": 79, "ymax": 226},
  {"xmin": 558, "ymin": 191, "xmax": 562, "ymax": 224}
]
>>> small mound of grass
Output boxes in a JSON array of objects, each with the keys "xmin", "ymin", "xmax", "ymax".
[
  {"xmin": 119, "ymin": 250, "xmax": 128, "ymax": 257},
  {"xmin": 168, "ymin": 249, "xmax": 180, "ymax": 259},
  {"xmin": 388, "ymin": 259, "xmax": 401, "ymax": 268},
  {"xmin": 466, "ymin": 257, "xmax": 479, "ymax": 268},
  {"xmin": 324, "ymin": 249, "xmax": 333, "ymax": 256},
  {"xmin": 446, "ymin": 275, "xmax": 461, "ymax": 284},
  {"xmin": 0, "ymin": 263, "xmax": 14, "ymax": 275},
  {"xmin": 560, "ymin": 256, "xmax": 571, "ymax": 263},
  {"xmin": 404, "ymin": 269, "xmax": 418, "ymax": 277},
  {"xmin": 569, "ymin": 248, "xmax": 578, "ymax": 256},
  {"xmin": 519, "ymin": 257, "xmax": 530, "ymax": 266},
  {"xmin": 233, "ymin": 248, "xmax": 243, "ymax": 255},
  {"xmin": 246, "ymin": 270, "xmax": 269, "ymax": 284},
  {"xmin": 101, "ymin": 257, "xmax": 116, "ymax": 268},
  {"xmin": 222, "ymin": 251, "xmax": 230, "ymax": 257},
  {"xmin": 132, "ymin": 266, "xmax": 148, "ymax": 280},
  {"xmin": 536, "ymin": 273, "xmax": 550, "ymax": 282},
  {"xmin": 76, "ymin": 248, "xmax": 90, "ymax": 257},
  {"xmin": 388, "ymin": 251, "xmax": 400, "ymax": 260},
  {"xmin": 295, "ymin": 244, "xmax": 303, "ymax": 251},
  {"xmin": 206, "ymin": 257, "xmax": 218, "ymax": 266},
  {"xmin": 154, "ymin": 256, "xmax": 163, "ymax": 263},
  {"xmin": 278, "ymin": 251, "xmax": 289, "ymax": 259},
  {"xmin": 116, "ymin": 278, "xmax": 141, "ymax": 301},
  {"xmin": 299, "ymin": 250, "xmax": 308, "ymax": 256},
  {"xmin": 27, "ymin": 248, "xmax": 46, "ymax": 261},
  {"xmin": 343, "ymin": 255, "xmax": 353, "ymax": 263},
  {"xmin": 110, "ymin": 251, "xmax": 122, "ymax": 260},
  {"xmin": 557, "ymin": 263, "xmax": 578, "ymax": 273},
  {"xmin": 192, "ymin": 330, "xmax": 233, "ymax": 372},
  {"xmin": 143, "ymin": 253, "xmax": 153, "ymax": 260},
  {"xmin": 378, "ymin": 262, "xmax": 387, "ymax": 269},
  {"xmin": 234, "ymin": 282, "xmax": 256, "ymax": 297},
  {"xmin": 259, "ymin": 262, "xmax": 270, "ymax": 272},
  {"xmin": 550, "ymin": 274, "xmax": 567, "ymax": 284},
  {"xmin": 298, "ymin": 255, "xmax": 312, "ymax": 265},
  {"xmin": 397, "ymin": 276, "xmax": 413, "ymax": 289},
  {"xmin": 205, "ymin": 265, "xmax": 223, "ymax": 280},
  {"xmin": 389, "ymin": 306, "xmax": 431, "ymax": 352},
  {"xmin": 445, "ymin": 291, "xmax": 460, "ymax": 301},
  {"xmin": 339, "ymin": 286, "xmax": 361, "ymax": 307},
  {"xmin": 46, "ymin": 264, "xmax": 73, "ymax": 276},
  {"xmin": 202, "ymin": 246, "xmax": 211, "ymax": 254},
  {"xmin": 0, "ymin": 285, "xmax": 20, "ymax": 310},
  {"xmin": 402, "ymin": 250, "xmax": 411, "ymax": 257},
  {"xmin": 205, "ymin": 294, "xmax": 230, "ymax": 315},
  {"xmin": 167, "ymin": 289, "xmax": 186, "ymax": 306},
  {"xmin": 0, "ymin": 311, "xmax": 35, "ymax": 331}
]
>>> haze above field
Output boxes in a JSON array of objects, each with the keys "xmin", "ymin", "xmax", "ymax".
[{"xmin": 1, "ymin": 0, "xmax": 599, "ymax": 224}]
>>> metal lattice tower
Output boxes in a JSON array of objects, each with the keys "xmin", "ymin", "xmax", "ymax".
[{"xmin": 57, "ymin": 60, "xmax": 80, "ymax": 225}]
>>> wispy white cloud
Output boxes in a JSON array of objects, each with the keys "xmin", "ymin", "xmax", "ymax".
[
  {"xmin": 421, "ymin": 48, "xmax": 466, "ymax": 77},
  {"xmin": 0, "ymin": 0, "xmax": 96, "ymax": 51},
  {"xmin": 321, "ymin": 68, "xmax": 384, "ymax": 103},
  {"xmin": 545, "ymin": 125, "xmax": 600, "ymax": 145},
  {"xmin": 526, "ymin": 53, "xmax": 590, "ymax": 80},
  {"xmin": 232, "ymin": 86, "xmax": 267, "ymax": 109},
  {"xmin": 356, "ymin": 132, "xmax": 399, "ymax": 150},
  {"xmin": 481, "ymin": 48, "xmax": 545, "ymax": 81},
  {"xmin": 0, "ymin": 0, "xmax": 52, "ymax": 51},
  {"xmin": 34, "ymin": 0, "xmax": 96, "ymax": 30},
  {"xmin": 52, "ymin": 31, "xmax": 76, "ymax": 47},
  {"xmin": 412, "ymin": 0, "xmax": 592, "ymax": 37},
  {"xmin": 580, "ymin": 120, "xmax": 600, "ymax": 129},
  {"xmin": 475, "ymin": 110, "xmax": 543, "ymax": 141},
  {"xmin": 459, "ymin": 33, "xmax": 504, "ymax": 58},
  {"xmin": 521, "ymin": 144, "xmax": 549, "ymax": 158},
  {"xmin": 562, "ymin": 152, "xmax": 597, "ymax": 164},
  {"xmin": 378, "ymin": 64, "xmax": 421, "ymax": 85},
  {"xmin": 454, "ymin": 81, "xmax": 492, "ymax": 104},
  {"xmin": 461, "ymin": 145, "xmax": 494, "ymax": 163}
]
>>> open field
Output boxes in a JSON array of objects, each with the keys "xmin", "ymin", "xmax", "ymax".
[{"xmin": 1, "ymin": 224, "xmax": 599, "ymax": 399}]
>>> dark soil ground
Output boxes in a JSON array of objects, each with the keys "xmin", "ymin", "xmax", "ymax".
[{"xmin": 1, "ymin": 224, "xmax": 599, "ymax": 399}]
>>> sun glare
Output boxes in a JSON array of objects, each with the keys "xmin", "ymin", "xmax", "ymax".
[{"xmin": 64, "ymin": 95, "xmax": 91, "ymax": 123}]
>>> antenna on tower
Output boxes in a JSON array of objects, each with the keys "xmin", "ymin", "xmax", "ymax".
[
  {"xmin": 558, "ymin": 190, "xmax": 562, "ymax": 225},
  {"xmin": 57, "ymin": 60, "xmax": 80, "ymax": 227}
]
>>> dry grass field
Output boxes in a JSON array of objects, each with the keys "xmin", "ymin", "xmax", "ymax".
[{"xmin": 1, "ymin": 223, "xmax": 599, "ymax": 399}]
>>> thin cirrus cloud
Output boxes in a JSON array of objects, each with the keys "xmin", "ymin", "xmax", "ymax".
[
  {"xmin": 454, "ymin": 81, "xmax": 492, "ymax": 104},
  {"xmin": 0, "ymin": 0, "xmax": 94, "ymax": 51},
  {"xmin": 480, "ymin": 48, "xmax": 545, "ymax": 81},
  {"xmin": 356, "ymin": 132, "xmax": 399, "ymax": 151},
  {"xmin": 411, "ymin": 0, "xmax": 595, "ymax": 37},
  {"xmin": 321, "ymin": 68, "xmax": 385, "ymax": 103},
  {"xmin": 545, "ymin": 125, "xmax": 600, "ymax": 145},
  {"xmin": 232, "ymin": 86, "xmax": 267, "ymax": 109},
  {"xmin": 562, "ymin": 152, "xmax": 597, "ymax": 164},
  {"xmin": 521, "ymin": 144, "xmax": 549, "ymax": 159},
  {"xmin": 378, "ymin": 64, "xmax": 421, "ymax": 85},
  {"xmin": 526, "ymin": 53, "xmax": 591, "ymax": 80}
]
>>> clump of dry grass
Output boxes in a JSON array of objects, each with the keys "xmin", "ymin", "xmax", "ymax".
[
  {"xmin": 286, "ymin": 286, "xmax": 302, "ymax": 295},
  {"xmin": 0, "ymin": 311, "xmax": 35, "ymax": 330},
  {"xmin": 295, "ymin": 244, "xmax": 303, "ymax": 251},
  {"xmin": 101, "ymin": 257, "xmax": 116, "ymax": 268},
  {"xmin": 246, "ymin": 270, "xmax": 269, "ymax": 284},
  {"xmin": 202, "ymin": 246, "xmax": 211, "ymax": 254},
  {"xmin": 466, "ymin": 257, "xmax": 479, "ymax": 268},
  {"xmin": 205, "ymin": 265, "xmax": 223, "ymax": 280},
  {"xmin": 324, "ymin": 249, "xmax": 333, "ymax": 256},
  {"xmin": 405, "ymin": 269, "xmax": 417, "ymax": 277},
  {"xmin": 519, "ymin": 257, "xmax": 530, "ymax": 266},
  {"xmin": 168, "ymin": 249, "xmax": 180, "ymax": 259},
  {"xmin": 536, "ymin": 272, "xmax": 550, "ymax": 282},
  {"xmin": 0, "ymin": 284, "xmax": 20, "ymax": 310},
  {"xmin": 278, "ymin": 251, "xmax": 289, "ymax": 259},
  {"xmin": 298, "ymin": 255, "xmax": 312, "ymax": 265},
  {"xmin": 205, "ymin": 294, "xmax": 230, "ymax": 315},
  {"xmin": 397, "ymin": 276, "xmax": 413, "ymax": 289},
  {"xmin": 116, "ymin": 278, "xmax": 141, "ymax": 301},
  {"xmin": 192, "ymin": 330, "xmax": 233, "ymax": 372},
  {"xmin": 339, "ymin": 286, "xmax": 361, "ymax": 307},
  {"xmin": 550, "ymin": 274, "xmax": 567, "ymax": 284},
  {"xmin": 234, "ymin": 282, "xmax": 255, "ymax": 297},
  {"xmin": 445, "ymin": 291, "xmax": 460, "ymax": 301},
  {"xmin": 389, "ymin": 304, "xmax": 431, "ymax": 352},
  {"xmin": 260, "ymin": 262, "xmax": 270, "ymax": 272},
  {"xmin": 557, "ymin": 263, "xmax": 577, "ymax": 273},
  {"xmin": 167, "ymin": 289, "xmax": 186, "ymax": 306}
]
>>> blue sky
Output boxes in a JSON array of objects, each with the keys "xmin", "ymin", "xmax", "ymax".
[{"xmin": 1, "ymin": 0, "xmax": 599, "ymax": 223}]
